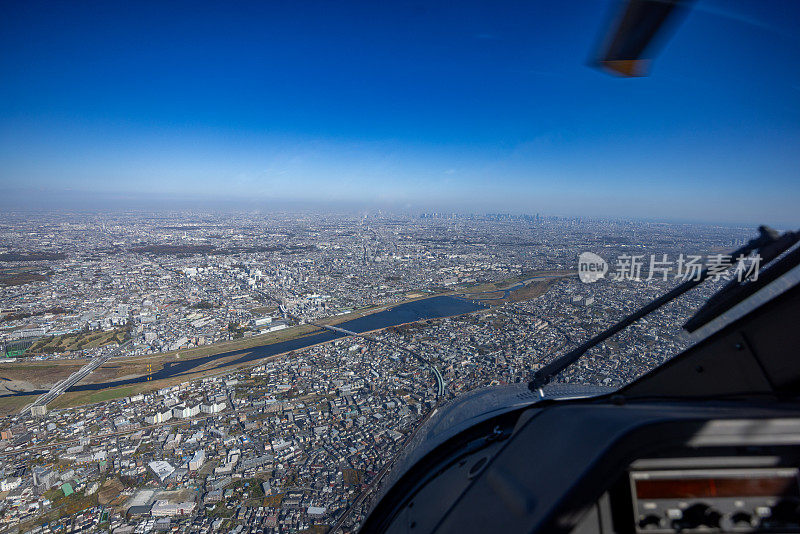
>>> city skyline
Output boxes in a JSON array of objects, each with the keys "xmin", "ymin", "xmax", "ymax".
[
  {"xmin": 2, "ymin": 3, "xmax": 800, "ymax": 530},
  {"xmin": 2, "ymin": 0, "xmax": 800, "ymax": 226},
  {"xmin": 0, "ymin": 209, "xmax": 756, "ymax": 531}
]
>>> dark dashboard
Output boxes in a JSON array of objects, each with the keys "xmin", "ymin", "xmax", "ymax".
[{"xmin": 362, "ymin": 241, "xmax": 800, "ymax": 534}]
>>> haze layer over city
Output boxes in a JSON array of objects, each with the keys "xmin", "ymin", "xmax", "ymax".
[
  {"xmin": 0, "ymin": 208, "xmax": 760, "ymax": 532},
  {"xmin": 2, "ymin": 0, "xmax": 800, "ymax": 533}
]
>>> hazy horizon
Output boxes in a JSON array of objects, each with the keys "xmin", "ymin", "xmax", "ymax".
[
  {"xmin": 0, "ymin": 193, "xmax": 781, "ymax": 230},
  {"xmin": 2, "ymin": 0, "xmax": 799, "ymax": 227}
]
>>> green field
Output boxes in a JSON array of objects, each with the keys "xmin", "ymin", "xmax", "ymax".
[
  {"xmin": 49, "ymin": 385, "xmax": 142, "ymax": 409},
  {"xmin": 2, "ymin": 278, "xmax": 545, "ymax": 414},
  {"xmin": 28, "ymin": 327, "xmax": 130, "ymax": 354}
]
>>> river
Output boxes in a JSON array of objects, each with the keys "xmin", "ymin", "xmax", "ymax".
[{"xmin": 5, "ymin": 295, "xmax": 487, "ymax": 397}]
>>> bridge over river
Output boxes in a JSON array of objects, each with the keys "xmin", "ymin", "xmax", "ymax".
[{"xmin": 5, "ymin": 295, "xmax": 485, "ymax": 402}]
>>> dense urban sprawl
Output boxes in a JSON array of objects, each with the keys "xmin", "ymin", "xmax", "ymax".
[{"xmin": 0, "ymin": 211, "xmax": 751, "ymax": 532}]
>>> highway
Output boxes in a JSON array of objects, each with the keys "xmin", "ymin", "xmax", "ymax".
[{"xmin": 22, "ymin": 340, "xmax": 133, "ymax": 414}]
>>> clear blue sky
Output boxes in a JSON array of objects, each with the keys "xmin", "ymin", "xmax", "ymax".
[{"xmin": 1, "ymin": 0, "xmax": 799, "ymax": 225}]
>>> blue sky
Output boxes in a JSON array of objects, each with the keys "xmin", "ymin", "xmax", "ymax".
[{"xmin": 1, "ymin": 0, "xmax": 799, "ymax": 225}]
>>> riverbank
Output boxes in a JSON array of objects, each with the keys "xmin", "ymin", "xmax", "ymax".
[
  {"xmin": 0, "ymin": 295, "xmax": 487, "ymax": 414},
  {"xmin": 0, "ymin": 271, "xmax": 572, "ymax": 414}
]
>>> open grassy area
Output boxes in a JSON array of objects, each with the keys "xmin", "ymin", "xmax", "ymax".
[
  {"xmin": 46, "ymin": 487, "xmax": 99, "ymax": 514},
  {"xmin": 49, "ymin": 385, "xmax": 143, "ymax": 410},
  {"xmin": 2, "ymin": 279, "xmax": 539, "ymax": 414},
  {"xmin": 0, "ymin": 360, "xmax": 84, "ymax": 383},
  {"xmin": 45, "ymin": 344, "xmax": 331, "ymax": 411},
  {"xmin": 0, "ymin": 323, "xmax": 323, "ymax": 393},
  {"xmin": 49, "ymin": 373, "xmax": 220, "ymax": 410},
  {"xmin": 18, "ymin": 487, "xmax": 99, "ymax": 531},
  {"xmin": 0, "ymin": 329, "xmax": 331, "ymax": 414},
  {"xmin": 0, "ymin": 393, "xmax": 37, "ymax": 413},
  {"xmin": 342, "ymin": 468, "xmax": 366, "ymax": 485},
  {"xmin": 319, "ymin": 304, "xmax": 389, "ymax": 326},
  {"xmin": 4, "ymin": 287, "xmax": 447, "ymax": 385},
  {"xmin": 318, "ymin": 290, "xmax": 447, "ymax": 327},
  {"xmin": 0, "ymin": 358, "xmax": 168, "ymax": 402},
  {"xmin": 28, "ymin": 327, "xmax": 129, "ymax": 354},
  {"xmin": 0, "ymin": 266, "xmax": 52, "ymax": 287},
  {"xmin": 506, "ymin": 279, "xmax": 558, "ymax": 302},
  {"xmin": 467, "ymin": 290, "xmax": 507, "ymax": 300},
  {"xmin": 301, "ymin": 526, "xmax": 330, "ymax": 534},
  {"xmin": 460, "ymin": 271, "xmax": 575, "ymax": 306},
  {"xmin": 263, "ymin": 492, "xmax": 284, "ymax": 507},
  {"xmin": 457, "ymin": 269, "xmax": 575, "ymax": 295},
  {"xmin": 208, "ymin": 502, "xmax": 235, "ymax": 518},
  {"xmin": 495, "ymin": 269, "xmax": 575, "ymax": 288},
  {"xmin": 97, "ymin": 478, "xmax": 124, "ymax": 505},
  {"xmin": 113, "ymin": 322, "xmax": 323, "ymax": 365}
]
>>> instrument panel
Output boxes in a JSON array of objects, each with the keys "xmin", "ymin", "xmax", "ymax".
[{"xmin": 631, "ymin": 468, "xmax": 800, "ymax": 532}]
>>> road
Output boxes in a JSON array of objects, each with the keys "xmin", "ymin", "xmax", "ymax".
[
  {"xmin": 22, "ymin": 340, "xmax": 132, "ymax": 414},
  {"xmin": 313, "ymin": 322, "xmax": 446, "ymax": 398},
  {"xmin": 260, "ymin": 286, "xmax": 456, "ymax": 398}
]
